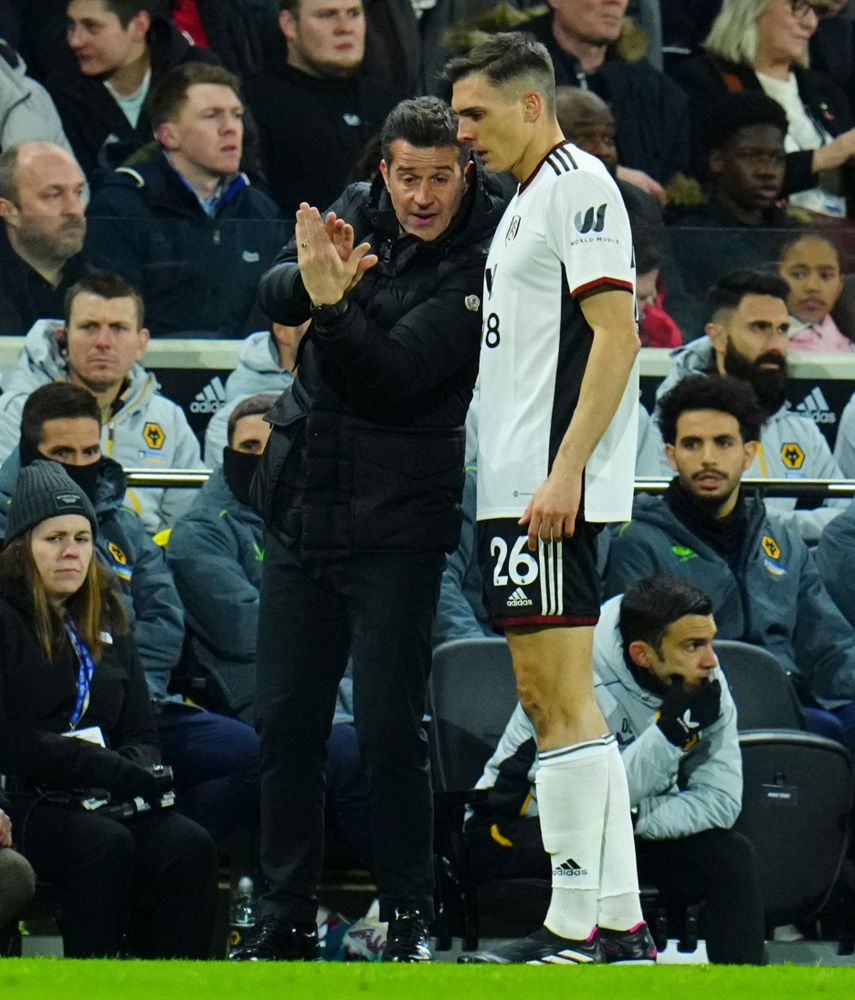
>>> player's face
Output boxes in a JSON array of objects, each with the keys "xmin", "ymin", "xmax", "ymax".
[
  {"xmin": 161, "ymin": 84, "xmax": 244, "ymax": 179},
  {"xmin": 637, "ymin": 614, "xmax": 719, "ymax": 691},
  {"xmin": 37, "ymin": 417, "xmax": 102, "ymax": 467},
  {"xmin": 453, "ymin": 73, "xmax": 531, "ymax": 175},
  {"xmin": 778, "ymin": 235, "xmax": 844, "ymax": 324},
  {"xmin": 0, "ymin": 146, "xmax": 86, "ymax": 261},
  {"xmin": 64, "ymin": 293, "xmax": 149, "ymax": 395},
  {"xmin": 279, "ymin": 0, "xmax": 365, "ymax": 79},
  {"xmin": 665, "ymin": 409, "xmax": 755, "ymax": 510},
  {"xmin": 66, "ymin": 0, "xmax": 149, "ymax": 77},
  {"xmin": 711, "ymin": 125, "xmax": 786, "ymax": 212},
  {"xmin": 379, "ymin": 141, "xmax": 469, "ymax": 242},
  {"xmin": 231, "ymin": 413, "xmax": 272, "ymax": 454},
  {"xmin": 550, "ymin": 0, "xmax": 627, "ymax": 45},
  {"xmin": 30, "ymin": 514, "xmax": 94, "ymax": 600}
]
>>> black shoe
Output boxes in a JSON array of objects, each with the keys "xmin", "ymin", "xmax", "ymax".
[
  {"xmin": 458, "ymin": 926, "xmax": 605, "ymax": 965},
  {"xmin": 383, "ymin": 908, "xmax": 432, "ymax": 962},
  {"xmin": 600, "ymin": 923, "xmax": 658, "ymax": 964},
  {"xmin": 228, "ymin": 915, "xmax": 319, "ymax": 961}
]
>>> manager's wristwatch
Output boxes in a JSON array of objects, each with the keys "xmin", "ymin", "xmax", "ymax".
[{"xmin": 310, "ymin": 299, "xmax": 349, "ymax": 327}]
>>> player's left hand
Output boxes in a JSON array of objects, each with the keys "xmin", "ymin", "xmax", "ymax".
[{"xmin": 518, "ymin": 466, "xmax": 583, "ymax": 552}]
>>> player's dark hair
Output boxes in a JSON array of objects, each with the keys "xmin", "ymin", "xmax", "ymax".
[
  {"xmin": 705, "ymin": 268, "xmax": 790, "ymax": 324},
  {"xmin": 227, "ymin": 393, "xmax": 279, "ymax": 446},
  {"xmin": 149, "ymin": 62, "xmax": 243, "ymax": 132},
  {"xmin": 619, "ymin": 574, "xmax": 713, "ymax": 658},
  {"xmin": 705, "ymin": 91, "xmax": 788, "ymax": 154},
  {"xmin": 658, "ymin": 374, "xmax": 765, "ymax": 445},
  {"xmin": 381, "ymin": 96, "xmax": 469, "ymax": 168},
  {"xmin": 445, "ymin": 32, "xmax": 556, "ymax": 116},
  {"xmin": 64, "ymin": 271, "xmax": 145, "ymax": 329},
  {"xmin": 21, "ymin": 383, "xmax": 101, "ymax": 454}
]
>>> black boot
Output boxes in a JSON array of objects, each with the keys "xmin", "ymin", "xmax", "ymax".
[
  {"xmin": 383, "ymin": 908, "xmax": 432, "ymax": 962},
  {"xmin": 228, "ymin": 915, "xmax": 319, "ymax": 961}
]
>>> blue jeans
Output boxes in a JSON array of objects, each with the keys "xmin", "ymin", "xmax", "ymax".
[{"xmin": 155, "ymin": 702, "xmax": 260, "ymax": 843}]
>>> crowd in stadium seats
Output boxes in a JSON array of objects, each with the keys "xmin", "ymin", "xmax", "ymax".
[{"xmin": 1, "ymin": 0, "xmax": 855, "ymax": 964}]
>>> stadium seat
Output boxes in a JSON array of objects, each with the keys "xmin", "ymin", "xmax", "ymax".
[{"xmin": 714, "ymin": 640, "xmax": 806, "ymax": 731}]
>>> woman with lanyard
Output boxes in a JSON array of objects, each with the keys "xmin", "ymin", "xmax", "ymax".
[
  {"xmin": 672, "ymin": 0, "xmax": 855, "ymax": 218},
  {"xmin": 0, "ymin": 461, "xmax": 218, "ymax": 958}
]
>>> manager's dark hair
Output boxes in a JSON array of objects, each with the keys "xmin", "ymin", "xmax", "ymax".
[
  {"xmin": 444, "ymin": 32, "xmax": 556, "ymax": 116},
  {"xmin": 619, "ymin": 574, "xmax": 714, "ymax": 658},
  {"xmin": 381, "ymin": 96, "xmax": 468, "ymax": 168},
  {"xmin": 658, "ymin": 374, "xmax": 765, "ymax": 446}
]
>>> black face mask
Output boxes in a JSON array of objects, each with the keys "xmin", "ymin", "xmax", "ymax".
[
  {"xmin": 222, "ymin": 446, "xmax": 261, "ymax": 508},
  {"xmin": 56, "ymin": 459, "xmax": 103, "ymax": 504},
  {"xmin": 20, "ymin": 437, "xmax": 102, "ymax": 504}
]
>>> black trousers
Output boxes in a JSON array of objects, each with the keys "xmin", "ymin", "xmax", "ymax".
[
  {"xmin": 256, "ymin": 532, "xmax": 444, "ymax": 923},
  {"xmin": 465, "ymin": 815, "xmax": 766, "ymax": 964},
  {"xmin": 12, "ymin": 799, "xmax": 219, "ymax": 958}
]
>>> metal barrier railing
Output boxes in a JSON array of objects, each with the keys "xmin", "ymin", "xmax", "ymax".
[{"xmin": 124, "ymin": 469, "xmax": 855, "ymax": 501}]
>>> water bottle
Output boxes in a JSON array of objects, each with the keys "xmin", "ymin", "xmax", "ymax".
[{"xmin": 228, "ymin": 876, "xmax": 256, "ymax": 955}]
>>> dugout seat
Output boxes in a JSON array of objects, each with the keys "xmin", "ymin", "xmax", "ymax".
[
  {"xmin": 714, "ymin": 640, "xmax": 806, "ymax": 731},
  {"xmin": 428, "ymin": 637, "xmax": 670, "ymax": 952},
  {"xmin": 734, "ymin": 730, "xmax": 853, "ymax": 933}
]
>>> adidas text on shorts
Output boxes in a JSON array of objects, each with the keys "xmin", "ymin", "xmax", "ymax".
[{"xmin": 478, "ymin": 517, "xmax": 601, "ymax": 632}]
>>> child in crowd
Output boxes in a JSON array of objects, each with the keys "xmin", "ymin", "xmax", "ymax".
[{"xmin": 777, "ymin": 234, "xmax": 852, "ymax": 352}]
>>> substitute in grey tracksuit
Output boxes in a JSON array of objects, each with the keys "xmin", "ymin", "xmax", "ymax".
[
  {"xmin": 466, "ymin": 595, "xmax": 764, "ymax": 964},
  {"xmin": 603, "ymin": 492, "xmax": 855, "ymax": 708},
  {"xmin": 0, "ymin": 320, "xmax": 204, "ymax": 533},
  {"xmin": 816, "ymin": 496, "xmax": 855, "ymax": 629},
  {"xmin": 0, "ymin": 39, "xmax": 74, "ymax": 156},
  {"xmin": 655, "ymin": 336, "xmax": 845, "ymax": 541},
  {"xmin": 0, "ymin": 448, "xmax": 183, "ymax": 694},
  {"xmin": 202, "ymin": 329, "xmax": 293, "ymax": 467}
]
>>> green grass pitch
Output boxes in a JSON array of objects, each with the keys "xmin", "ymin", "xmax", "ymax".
[{"xmin": 2, "ymin": 960, "xmax": 855, "ymax": 999}]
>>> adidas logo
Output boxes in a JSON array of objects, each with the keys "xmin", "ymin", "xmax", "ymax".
[
  {"xmin": 795, "ymin": 386, "xmax": 836, "ymax": 425},
  {"xmin": 506, "ymin": 587, "xmax": 533, "ymax": 607},
  {"xmin": 553, "ymin": 857, "xmax": 587, "ymax": 878},
  {"xmin": 190, "ymin": 376, "xmax": 227, "ymax": 414}
]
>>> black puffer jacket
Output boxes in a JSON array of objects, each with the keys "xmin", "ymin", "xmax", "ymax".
[{"xmin": 255, "ymin": 161, "xmax": 506, "ymax": 559}]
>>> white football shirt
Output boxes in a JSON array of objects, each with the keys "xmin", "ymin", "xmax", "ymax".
[{"xmin": 476, "ymin": 141, "xmax": 639, "ymax": 523}]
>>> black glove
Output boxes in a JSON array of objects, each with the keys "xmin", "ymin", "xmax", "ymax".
[
  {"xmin": 110, "ymin": 760, "xmax": 173, "ymax": 802},
  {"xmin": 656, "ymin": 677, "xmax": 722, "ymax": 751}
]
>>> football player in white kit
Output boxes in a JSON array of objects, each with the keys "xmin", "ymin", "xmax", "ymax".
[{"xmin": 449, "ymin": 32, "xmax": 654, "ymax": 965}]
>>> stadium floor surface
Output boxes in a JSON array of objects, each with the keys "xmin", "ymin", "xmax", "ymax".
[{"xmin": 3, "ymin": 959, "xmax": 855, "ymax": 999}]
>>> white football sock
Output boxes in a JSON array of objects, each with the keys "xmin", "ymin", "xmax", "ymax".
[
  {"xmin": 536, "ymin": 737, "xmax": 610, "ymax": 940},
  {"xmin": 597, "ymin": 737, "xmax": 643, "ymax": 932}
]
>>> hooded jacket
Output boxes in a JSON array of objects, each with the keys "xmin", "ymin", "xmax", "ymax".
[
  {"xmin": 0, "ymin": 320, "xmax": 204, "ymax": 533},
  {"xmin": 166, "ymin": 467, "xmax": 263, "ymax": 719},
  {"xmin": 655, "ymin": 335, "xmax": 845, "ymax": 541},
  {"xmin": 86, "ymin": 151, "xmax": 285, "ymax": 338},
  {"xmin": 603, "ymin": 492, "xmax": 855, "ymax": 704},
  {"xmin": 473, "ymin": 596, "xmax": 742, "ymax": 841},
  {"xmin": 0, "ymin": 449, "xmax": 185, "ymax": 702},
  {"xmin": 44, "ymin": 14, "xmax": 219, "ymax": 181},
  {"xmin": 202, "ymin": 330, "xmax": 293, "ymax": 466},
  {"xmin": 0, "ymin": 39, "xmax": 74, "ymax": 155},
  {"xmin": 254, "ymin": 162, "xmax": 507, "ymax": 559}
]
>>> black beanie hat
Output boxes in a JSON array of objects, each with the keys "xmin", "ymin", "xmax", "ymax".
[{"xmin": 5, "ymin": 461, "xmax": 98, "ymax": 545}]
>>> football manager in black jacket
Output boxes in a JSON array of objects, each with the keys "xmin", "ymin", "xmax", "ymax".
[{"xmin": 230, "ymin": 96, "xmax": 504, "ymax": 964}]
